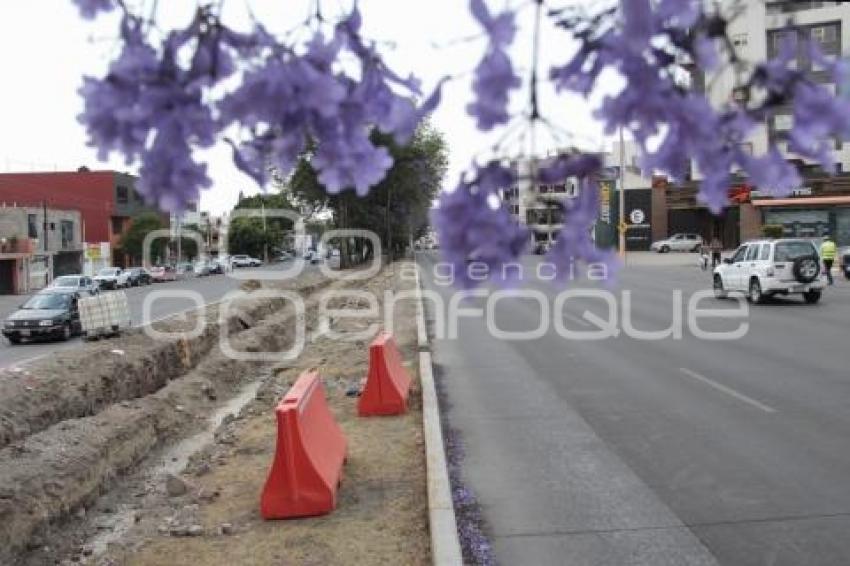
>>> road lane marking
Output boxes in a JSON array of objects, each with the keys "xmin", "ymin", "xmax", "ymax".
[
  {"xmin": 562, "ymin": 311, "xmax": 592, "ymax": 328},
  {"xmin": 679, "ymin": 367, "xmax": 776, "ymax": 413}
]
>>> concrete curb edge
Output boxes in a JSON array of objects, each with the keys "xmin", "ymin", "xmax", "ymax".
[{"xmin": 413, "ymin": 258, "xmax": 463, "ymax": 566}]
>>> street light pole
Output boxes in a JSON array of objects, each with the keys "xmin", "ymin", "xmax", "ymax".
[{"xmin": 618, "ymin": 126, "xmax": 626, "ymax": 259}]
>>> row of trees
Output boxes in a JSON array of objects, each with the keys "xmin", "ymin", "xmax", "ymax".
[{"xmin": 117, "ymin": 123, "xmax": 448, "ymax": 267}]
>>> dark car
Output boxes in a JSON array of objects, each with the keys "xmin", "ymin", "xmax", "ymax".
[
  {"xmin": 125, "ymin": 267, "xmax": 152, "ymax": 286},
  {"xmin": 2, "ymin": 289, "xmax": 83, "ymax": 344},
  {"xmin": 47, "ymin": 274, "xmax": 98, "ymax": 295}
]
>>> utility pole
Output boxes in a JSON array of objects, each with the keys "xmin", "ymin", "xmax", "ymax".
[
  {"xmin": 262, "ymin": 201, "xmax": 268, "ymax": 264},
  {"xmin": 42, "ymin": 200, "xmax": 48, "ymax": 252},
  {"xmin": 176, "ymin": 215, "xmax": 182, "ymax": 264},
  {"xmin": 618, "ymin": 127, "xmax": 626, "ymax": 259}
]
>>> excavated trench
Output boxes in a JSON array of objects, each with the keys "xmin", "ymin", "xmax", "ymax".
[{"xmin": 0, "ymin": 273, "xmax": 347, "ymax": 564}]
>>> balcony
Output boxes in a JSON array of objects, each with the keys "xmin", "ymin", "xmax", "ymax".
[{"xmin": 0, "ymin": 237, "xmax": 34, "ymax": 255}]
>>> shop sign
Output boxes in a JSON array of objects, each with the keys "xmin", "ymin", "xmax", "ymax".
[{"xmin": 599, "ymin": 181, "xmax": 612, "ymax": 224}]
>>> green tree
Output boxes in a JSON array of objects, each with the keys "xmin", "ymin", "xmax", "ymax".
[
  {"xmin": 227, "ymin": 192, "xmax": 298, "ymax": 258},
  {"xmin": 288, "ymin": 123, "xmax": 448, "ymax": 267},
  {"xmin": 120, "ymin": 212, "xmax": 166, "ymax": 264}
]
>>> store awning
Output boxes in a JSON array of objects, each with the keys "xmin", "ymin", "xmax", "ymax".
[{"xmin": 751, "ymin": 196, "xmax": 850, "ymax": 207}]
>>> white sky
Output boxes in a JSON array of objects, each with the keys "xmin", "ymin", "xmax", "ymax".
[{"xmin": 0, "ymin": 1, "xmax": 616, "ymax": 215}]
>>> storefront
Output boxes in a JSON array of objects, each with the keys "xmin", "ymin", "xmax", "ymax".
[{"xmin": 753, "ymin": 196, "xmax": 850, "ymax": 247}]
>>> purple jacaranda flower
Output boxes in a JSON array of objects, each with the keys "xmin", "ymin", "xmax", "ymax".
[
  {"xmin": 738, "ymin": 149, "xmax": 801, "ymax": 197},
  {"xmin": 693, "ymin": 35, "xmax": 719, "ymax": 71},
  {"xmin": 467, "ymin": 49, "xmax": 521, "ymax": 130},
  {"xmin": 539, "ymin": 154, "xmax": 602, "ymax": 184},
  {"xmin": 137, "ymin": 117, "xmax": 212, "ymax": 211},
  {"xmin": 656, "ymin": 0, "xmax": 700, "ymax": 29},
  {"xmin": 621, "ymin": 0, "xmax": 653, "ymax": 50},
  {"xmin": 72, "ymin": 0, "xmax": 113, "ymax": 19},
  {"xmin": 545, "ymin": 175, "xmax": 620, "ymax": 284},
  {"xmin": 469, "ymin": 0, "xmax": 517, "ymax": 46},
  {"xmin": 467, "ymin": 0, "xmax": 520, "ymax": 131},
  {"xmin": 433, "ymin": 162, "xmax": 528, "ymax": 288}
]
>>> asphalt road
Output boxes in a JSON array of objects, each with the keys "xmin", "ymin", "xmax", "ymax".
[
  {"xmin": 0, "ymin": 262, "xmax": 314, "ymax": 370},
  {"xmin": 419, "ymin": 252, "xmax": 850, "ymax": 566}
]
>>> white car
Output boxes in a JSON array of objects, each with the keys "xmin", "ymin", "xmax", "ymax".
[
  {"xmin": 248, "ymin": 257, "xmax": 263, "ymax": 267},
  {"xmin": 713, "ymin": 239, "xmax": 825, "ymax": 304},
  {"xmin": 230, "ymin": 254, "xmax": 253, "ymax": 267},
  {"xmin": 650, "ymin": 233, "xmax": 704, "ymax": 253},
  {"xmin": 93, "ymin": 267, "xmax": 131, "ymax": 290}
]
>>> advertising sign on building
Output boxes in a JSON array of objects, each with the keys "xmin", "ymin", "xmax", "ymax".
[{"xmin": 599, "ymin": 181, "xmax": 613, "ymax": 224}]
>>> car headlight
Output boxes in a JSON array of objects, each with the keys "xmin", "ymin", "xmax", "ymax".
[
  {"xmin": 4, "ymin": 320, "xmax": 14, "ymax": 328},
  {"xmin": 39, "ymin": 320, "xmax": 53, "ymax": 327}
]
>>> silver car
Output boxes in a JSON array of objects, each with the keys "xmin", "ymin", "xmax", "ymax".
[{"xmin": 650, "ymin": 233, "xmax": 704, "ymax": 253}]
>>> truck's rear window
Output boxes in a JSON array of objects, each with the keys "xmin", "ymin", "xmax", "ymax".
[{"xmin": 774, "ymin": 241, "xmax": 816, "ymax": 262}]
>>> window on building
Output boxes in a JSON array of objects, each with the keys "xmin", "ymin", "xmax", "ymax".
[
  {"xmin": 27, "ymin": 214, "xmax": 38, "ymax": 238},
  {"xmin": 111, "ymin": 217, "xmax": 125, "ymax": 235},
  {"xmin": 60, "ymin": 220, "xmax": 74, "ymax": 248},
  {"xmin": 774, "ymin": 114, "xmax": 793, "ymax": 132},
  {"xmin": 767, "ymin": 29, "xmax": 799, "ymax": 68},
  {"xmin": 732, "ymin": 33, "xmax": 748, "ymax": 48},
  {"xmin": 117, "ymin": 185, "xmax": 129, "ymax": 204},
  {"xmin": 766, "ymin": 1, "xmax": 839, "ymax": 15}
]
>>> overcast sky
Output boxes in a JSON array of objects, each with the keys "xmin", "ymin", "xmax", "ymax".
[{"xmin": 0, "ymin": 1, "xmax": 615, "ymax": 215}]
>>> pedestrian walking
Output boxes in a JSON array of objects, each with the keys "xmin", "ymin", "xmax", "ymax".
[
  {"xmin": 710, "ymin": 236, "xmax": 723, "ymax": 268},
  {"xmin": 821, "ymin": 234, "xmax": 837, "ymax": 285},
  {"xmin": 698, "ymin": 243, "xmax": 710, "ymax": 271}
]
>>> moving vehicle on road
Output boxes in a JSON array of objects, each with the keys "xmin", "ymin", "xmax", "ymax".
[
  {"xmin": 650, "ymin": 233, "xmax": 704, "ymax": 253},
  {"xmin": 93, "ymin": 267, "xmax": 131, "ymax": 290},
  {"xmin": 150, "ymin": 265, "xmax": 177, "ymax": 282},
  {"xmin": 124, "ymin": 267, "xmax": 152, "ymax": 286},
  {"xmin": 47, "ymin": 274, "xmax": 98, "ymax": 295},
  {"xmin": 713, "ymin": 238, "xmax": 825, "ymax": 304},
  {"xmin": 2, "ymin": 289, "xmax": 83, "ymax": 344}
]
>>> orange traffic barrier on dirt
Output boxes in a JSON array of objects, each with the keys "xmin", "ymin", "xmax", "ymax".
[
  {"xmin": 260, "ymin": 370, "xmax": 347, "ymax": 519},
  {"xmin": 358, "ymin": 331, "xmax": 412, "ymax": 416}
]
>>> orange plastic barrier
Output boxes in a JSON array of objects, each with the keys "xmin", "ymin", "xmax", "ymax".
[
  {"xmin": 260, "ymin": 370, "xmax": 347, "ymax": 519},
  {"xmin": 358, "ymin": 332, "xmax": 412, "ymax": 416}
]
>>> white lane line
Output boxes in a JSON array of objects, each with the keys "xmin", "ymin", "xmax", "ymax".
[
  {"xmin": 563, "ymin": 311, "xmax": 592, "ymax": 328},
  {"xmin": 679, "ymin": 367, "xmax": 776, "ymax": 413}
]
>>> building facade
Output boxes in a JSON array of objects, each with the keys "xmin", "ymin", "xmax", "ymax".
[
  {"xmin": 0, "ymin": 205, "xmax": 83, "ymax": 294},
  {"xmin": 0, "ymin": 169, "xmax": 168, "ymax": 272},
  {"xmin": 657, "ymin": 0, "xmax": 850, "ymax": 248}
]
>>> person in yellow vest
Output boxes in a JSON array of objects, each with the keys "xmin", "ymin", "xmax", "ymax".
[{"xmin": 821, "ymin": 234, "xmax": 837, "ymax": 286}]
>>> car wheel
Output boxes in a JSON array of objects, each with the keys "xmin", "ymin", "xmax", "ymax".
[
  {"xmin": 660, "ymin": 245, "xmax": 670, "ymax": 253},
  {"xmin": 7, "ymin": 335, "xmax": 21, "ymax": 345},
  {"xmin": 713, "ymin": 275, "xmax": 727, "ymax": 299},
  {"xmin": 748, "ymin": 278, "xmax": 765, "ymax": 304},
  {"xmin": 692, "ymin": 244, "xmax": 701, "ymax": 253},
  {"xmin": 792, "ymin": 255, "xmax": 820, "ymax": 284},
  {"xmin": 803, "ymin": 290, "xmax": 822, "ymax": 304}
]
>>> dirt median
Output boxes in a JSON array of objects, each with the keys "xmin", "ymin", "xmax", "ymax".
[
  {"xmin": 0, "ymin": 273, "xmax": 329, "ymax": 449},
  {"xmin": 5, "ymin": 263, "xmax": 430, "ymax": 566}
]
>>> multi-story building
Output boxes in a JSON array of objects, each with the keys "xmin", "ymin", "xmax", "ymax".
[
  {"xmin": 0, "ymin": 169, "xmax": 168, "ymax": 270},
  {"xmin": 0, "ymin": 205, "xmax": 83, "ymax": 294},
  {"xmin": 658, "ymin": 0, "xmax": 850, "ymax": 248}
]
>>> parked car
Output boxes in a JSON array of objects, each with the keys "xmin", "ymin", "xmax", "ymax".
[
  {"xmin": 193, "ymin": 260, "xmax": 211, "ymax": 276},
  {"xmin": 713, "ymin": 238, "xmax": 825, "ymax": 304},
  {"xmin": 150, "ymin": 265, "xmax": 177, "ymax": 282},
  {"xmin": 2, "ymin": 289, "xmax": 83, "ymax": 344},
  {"xmin": 175, "ymin": 262, "xmax": 194, "ymax": 279},
  {"xmin": 650, "ymin": 233, "xmax": 704, "ymax": 253},
  {"xmin": 231, "ymin": 254, "xmax": 253, "ymax": 267},
  {"xmin": 93, "ymin": 267, "xmax": 131, "ymax": 290},
  {"xmin": 278, "ymin": 251, "xmax": 293, "ymax": 261},
  {"xmin": 124, "ymin": 267, "xmax": 152, "ymax": 286},
  {"xmin": 48, "ymin": 274, "xmax": 98, "ymax": 295},
  {"xmin": 248, "ymin": 257, "xmax": 263, "ymax": 267},
  {"xmin": 208, "ymin": 259, "xmax": 225, "ymax": 274},
  {"xmin": 841, "ymin": 247, "xmax": 850, "ymax": 281}
]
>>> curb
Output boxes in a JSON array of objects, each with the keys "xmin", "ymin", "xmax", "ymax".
[{"xmin": 413, "ymin": 258, "xmax": 463, "ymax": 566}]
